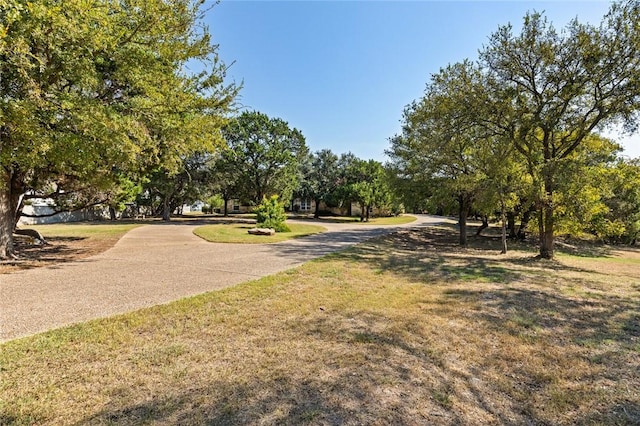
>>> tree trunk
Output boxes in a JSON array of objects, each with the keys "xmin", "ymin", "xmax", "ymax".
[
  {"xmin": 223, "ymin": 196, "xmax": 229, "ymax": 217},
  {"xmin": 162, "ymin": 196, "xmax": 172, "ymax": 221},
  {"xmin": 517, "ymin": 206, "xmax": 535, "ymax": 241},
  {"xmin": 507, "ymin": 211, "xmax": 517, "ymax": 239},
  {"xmin": 539, "ymin": 202, "xmax": 555, "ymax": 259},
  {"xmin": 500, "ymin": 200, "xmax": 507, "ymax": 254},
  {"xmin": 365, "ymin": 205, "xmax": 371, "ymax": 222},
  {"xmin": 0, "ymin": 190, "xmax": 18, "ymax": 259},
  {"xmin": 475, "ymin": 215, "xmax": 489, "ymax": 236},
  {"xmin": 314, "ymin": 198, "xmax": 320, "ymax": 219},
  {"xmin": 14, "ymin": 194, "xmax": 25, "ymax": 229},
  {"xmin": 0, "ymin": 172, "xmax": 24, "ymax": 259},
  {"xmin": 538, "ymin": 172, "xmax": 555, "ymax": 259},
  {"xmin": 458, "ymin": 194, "xmax": 470, "ymax": 247},
  {"xmin": 109, "ymin": 206, "xmax": 117, "ymax": 221}
]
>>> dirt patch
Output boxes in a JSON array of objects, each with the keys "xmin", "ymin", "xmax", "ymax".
[
  {"xmin": 0, "ymin": 236, "xmax": 114, "ymax": 274},
  {"xmin": 0, "ymin": 222, "xmax": 143, "ymax": 274}
]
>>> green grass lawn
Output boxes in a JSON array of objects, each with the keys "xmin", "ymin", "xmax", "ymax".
[
  {"xmin": 361, "ymin": 215, "xmax": 417, "ymax": 225},
  {"xmin": 193, "ymin": 222, "xmax": 326, "ymax": 244},
  {"xmin": 309, "ymin": 214, "xmax": 417, "ymax": 225},
  {"xmin": 29, "ymin": 222, "xmax": 141, "ymax": 239},
  {"xmin": 1, "ymin": 226, "xmax": 638, "ymax": 425}
]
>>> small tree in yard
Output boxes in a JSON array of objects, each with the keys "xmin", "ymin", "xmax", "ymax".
[{"xmin": 254, "ymin": 195, "xmax": 290, "ymax": 233}]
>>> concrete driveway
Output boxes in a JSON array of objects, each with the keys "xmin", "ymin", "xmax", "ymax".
[{"xmin": 0, "ymin": 215, "xmax": 445, "ymax": 342}]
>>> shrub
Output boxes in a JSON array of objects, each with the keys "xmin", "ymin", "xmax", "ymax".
[{"xmin": 254, "ymin": 195, "xmax": 290, "ymax": 232}]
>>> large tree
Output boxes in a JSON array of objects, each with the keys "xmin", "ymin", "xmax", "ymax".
[
  {"xmin": 207, "ymin": 147, "xmax": 244, "ymax": 216},
  {"xmin": 297, "ymin": 149, "xmax": 340, "ymax": 218},
  {"xmin": 0, "ymin": 0, "xmax": 237, "ymax": 258},
  {"xmin": 221, "ymin": 111, "xmax": 308, "ymax": 205},
  {"xmin": 345, "ymin": 159, "xmax": 391, "ymax": 222},
  {"xmin": 388, "ymin": 61, "xmax": 494, "ymax": 246},
  {"xmin": 479, "ymin": 1, "xmax": 640, "ymax": 258},
  {"xmin": 143, "ymin": 152, "xmax": 212, "ymax": 221}
]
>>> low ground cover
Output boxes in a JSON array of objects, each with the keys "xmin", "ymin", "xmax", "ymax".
[
  {"xmin": 1, "ymin": 226, "xmax": 638, "ymax": 424},
  {"xmin": 300, "ymin": 215, "xmax": 417, "ymax": 225},
  {"xmin": 193, "ymin": 223, "xmax": 326, "ymax": 244},
  {"xmin": 0, "ymin": 223, "xmax": 141, "ymax": 273}
]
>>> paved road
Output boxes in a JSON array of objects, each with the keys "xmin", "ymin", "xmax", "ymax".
[{"xmin": 0, "ymin": 215, "xmax": 445, "ymax": 342}]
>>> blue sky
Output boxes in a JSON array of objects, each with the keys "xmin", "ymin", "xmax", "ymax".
[{"xmin": 205, "ymin": 1, "xmax": 640, "ymax": 161}]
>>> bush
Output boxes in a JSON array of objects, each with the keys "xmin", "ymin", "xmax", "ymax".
[{"xmin": 254, "ymin": 195, "xmax": 290, "ymax": 232}]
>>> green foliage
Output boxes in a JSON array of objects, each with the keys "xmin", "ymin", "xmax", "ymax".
[
  {"xmin": 220, "ymin": 111, "xmax": 308, "ymax": 205},
  {"xmin": 107, "ymin": 175, "xmax": 144, "ymax": 213},
  {"xmin": 205, "ymin": 195, "xmax": 225, "ymax": 213},
  {"xmin": 389, "ymin": 1, "xmax": 640, "ymax": 255},
  {"xmin": 207, "ymin": 146, "xmax": 244, "ymax": 215},
  {"xmin": 297, "ymin": 149, "xmax": 340, "ymax": 217},
  {"xmin": 343, "ymin": 159, "xmax": 391, "ymax": 221},
  {"xmin": 589, "ymin": 158, "xmax": 640, "ymax": 244},
  {"xmin": 477, "ymin": 3, "xmax": 640, "ymax": 257},
  {"xmin": 0, "ymin": 0, "xmax": 238, "ymax": 256},
  {"xmin": 143, "ymin": 152, "xmax": 213, "ymax": 220},
  {"xmin": 387, "ymin": 61, "xmax": 515, "ymax": 245},
  {"xmin": 254, "ymin": 195, "xmax": 290, "ymax": 233}
]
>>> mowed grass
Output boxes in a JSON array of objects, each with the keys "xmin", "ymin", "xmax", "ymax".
[
  {"xmin": 193, "ymin": 223, "xmax": 326, "ymax": 244},
  {"xmin": 1, "ymin": 227, "xmax": 639, "ymax": 425},
  {"xmin": 361, "ymin": 215, "xmax": 417, "ymax": 225},
  {"xmin": 29, "ymin": 222, "xmax": 141, "ymax": 239},
  {"xmin": 311, "ymin": 214, "xmax": 417, "ymax": 225}
]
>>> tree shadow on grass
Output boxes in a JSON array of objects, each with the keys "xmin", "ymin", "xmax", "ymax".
[
  {"xmin": 324, "ymin": 227, "xmax": 526, "ymax": 286},
  {"xmin": 78, "ymin": 308, "xmax": 640, "ymax": 425},
  {"xmin": 82, "ymin": 366, "xmax": 460, "ymax": 425},
  {"xmin": 2, "ymin": 236, "xmax": 91, "ymax": 271},
  {"xmin": 80, "ymin": 311, "xmax": 497, "ymax": 425},
  {"xmin": 266, "ymin": 227, "xmax": 398, "ymax": 264},
  {"xmin": 443, "ymin": 286, "xmax": 639, "ymax": 347},
  {"xmin": 326, "ymin": 227, "xmax": 626, "ymax": 287}
]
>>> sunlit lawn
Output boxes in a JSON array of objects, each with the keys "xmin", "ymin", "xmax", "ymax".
[
  {"xmin": 311, "ymin": 214, "xmax": 417, "ymax": 225},
  {"xmin": 1, "ymin": 226, "xmax": 638, "ymax": 425},
  {"xmin": 29, "ymin": 222, "xmax": 141, "ymax": 239},
  {"xmin": 193, "ymin": 222, "xmax": 326, "ymax": 244}
]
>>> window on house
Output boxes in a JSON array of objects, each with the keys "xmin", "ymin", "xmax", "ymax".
[
  {"xmin": 300, "ymin": 199, "xmax": 311, "ymax": 211},
  {"xmin": 232, "ymin": 201, "xmax": 240, "ymax": 212}
]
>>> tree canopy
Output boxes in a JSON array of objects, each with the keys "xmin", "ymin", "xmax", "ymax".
[
  {"xmin": 219, "ymin": 111, "xmax": 308, "ymax": 205},
  {"xmin": 297, "ymin": 149, "xmax": 341, "ymax": 218},
  {"xmin": 0, "ymin": 0, "xmax": 237, "ymax": 257},
  {"xmin": 479, "ymin": 2, "xmax": 640, "ymax": 258},
  {"xmin": 388, "ymin": 0, "xmax": 640, "ymax": 258}
]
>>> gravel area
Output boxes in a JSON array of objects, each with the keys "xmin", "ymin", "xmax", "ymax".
[{"xmin": 0, "ymin": 215, "xmax": 444, "ymax": 342}]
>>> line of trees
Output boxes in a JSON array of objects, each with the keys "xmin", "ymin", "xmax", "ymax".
[
  {"xmin": 5, "ymin": 1, "xmax": 637, "ymax": 262},
  {"xmin": 387, "ymin": 1, "xmax": 640, "ymax": 258},
  {"xmin": 201, "ymin": 111, "xmax": 394, "ymax": 221}
]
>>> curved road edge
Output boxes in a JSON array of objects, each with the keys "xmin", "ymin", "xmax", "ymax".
[{"xmin": 0, "ymin": 214, "xmax": 448, "ymax": 343}]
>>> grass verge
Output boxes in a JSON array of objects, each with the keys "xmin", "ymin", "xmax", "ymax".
[
  {"xmin": 1, "ymin": 223, "xmax": 141, "ymax": 273},
  {"xmin": 1, "ymin": 226, "xmax": 638, "ymax": 425},
  {"xmin": 193, "ymin": 222, "xmax": 326, "ymax": 244},
  {"xmin": 307, "ymin": 214, "xmax": 417, "ymax": 225}
]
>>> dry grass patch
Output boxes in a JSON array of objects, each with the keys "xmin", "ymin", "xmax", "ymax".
[
  {"xmin": 1, "ymin": 223, "xmax": 141, "ymax": 273},
  {"xmin": 1, "ymin": 226, "xmax": 638, "ymax": 425}
]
